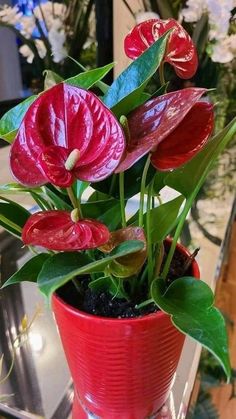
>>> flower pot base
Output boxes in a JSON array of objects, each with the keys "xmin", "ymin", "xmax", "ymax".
[{"xmin": 72, "ymin": 392, "xmax": 168, "ymax": 419}]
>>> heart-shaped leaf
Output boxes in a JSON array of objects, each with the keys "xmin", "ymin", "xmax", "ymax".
[
  {"xmin": 38, "ymin": 240, "xmax": 144, "ymax": 297},
  {"xmin": 0, "ymin": 96, "xmax": 36, "ymax": 143},
  {"xmin": 151, "ymin": 277, "xmax": 231, "ymax": 380},
  {"xmin": 2, "ymin": 254, "xmax": 50, "ymax": 288},
  {"xmin": 103, "ymin": 31, "xmax": 171, "ymax": 116}
]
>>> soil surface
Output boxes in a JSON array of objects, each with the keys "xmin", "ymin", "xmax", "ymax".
[{"xmin": 57, "ymin": 242, "xmax": 194, "ymax": 319}]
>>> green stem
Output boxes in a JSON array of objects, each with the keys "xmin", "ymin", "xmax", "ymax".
[
  {"xmin": 161, "ymin": 198, "xmax": 191, "ymax": 280},
  {"xmin": 159, "ymin": 62, "xmax": 166, "ymax": 86},
  {"xmin": 147, "ymin": 182, "xmax": 153, "ymax": 287},
  {"xmin": 67, "ymin": 187, "xmax": 83, "ymax": 217},
  {"xmin": 119, "ymin": 172, "xmax": 126, "ymax": 228},
  {"xmin": 135, "ymin": 298, "xmax": 153, "ymax": 310},
  {"xmin": 138, "ymin": 155, "xmax": 151, "ymax": 227}
]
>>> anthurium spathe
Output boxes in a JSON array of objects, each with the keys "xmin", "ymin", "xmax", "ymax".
[
  {"xmin": 116, "ymin": 88, "xmax": 214, "ymax": 173},
  {"xmin": 124, "ymin": 19, "xmax": 198, "ymax": 79},
  {"xmin": 22, "ymin": 210, "xmax": 110, "ymax": 251},
  {"xmin": 10, "ymin": 83, "xmax": 125, "ymax": 188}
]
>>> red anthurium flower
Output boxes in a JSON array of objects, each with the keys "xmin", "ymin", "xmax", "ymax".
[
  {"xmin": 10, "ymin": 84, "xmax": 125, "ymax": 188},
  {"xmin": 124, "ymin": 19, "xmax": 198, "ymax": 79},
  {"xmin": 22, "ymin": 211, "xmax": 110, "ymax": 251},
  {"xmin": 151, "ymin": 101, "xmax": 214, "ymax": 170},
  {"xmin": 115, "ymin": 88, "xmax": 214, "ymax": 173}
]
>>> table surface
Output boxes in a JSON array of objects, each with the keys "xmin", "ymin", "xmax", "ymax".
[{"xmin": 0, "ymin": 145, "xmax": 235, "ymax": 419}]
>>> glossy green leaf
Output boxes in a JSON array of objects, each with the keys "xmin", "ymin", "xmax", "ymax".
[
  {"xmin": 66, "ymin": 63, "xmax": 114, "ymax": 90},
  {"xmin": 2, "ymin": 254, "xmax": 50, "ymax": 288},
  {"xmin": 44, "ymin": 70, "xmax": 63, "ymax": 90},
  {"xmin": 0, "ymin": 183, "xmax": 41, "ymax": 194},
  {"xmin": 103, "ymin": 31, "xmax": 171, "ymax": 116},
  {"xmin": 165, "ymin": 117, "xmax": 236, "ymax": 198},
  {"xmin": 152, "ymin": 171, "xmax": 167, "ymax": 196},
  {"xmin": 0, "ymin": 96, "xmax": 36, "ymax": 143},
  {"xmin": 75, "ymin": 180, "xmax": 90, "ymax": 199},
  {"xmin": 145, "ymin": 195, "xmax": 185, "ymax": 243},
  {"xmin": 43, "ymin": 185, "xmax": 72, "ymax": 210},
  {"xmin": 0, "ymin": 196, "xmax": 30, "ymax": 237},
  {"xmin": 38, "ymin": 240, "xmax": 144, "ymax": 298},
  {"xmin": 81, "ymin": 198, "xmax": 120, "ymax": 227},
  {"xmin": 92, "ymin": 155, "xmax": 156, "ymax": 199},
  {"xmin": 89, "ymin": 275, "xmax": 117, "ymax": 293},
  {"xmin": 151, "ymin": 277, "xmax": 231, "ymax": 381}
]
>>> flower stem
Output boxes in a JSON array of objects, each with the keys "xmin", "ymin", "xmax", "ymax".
[
  {"xmin": 67, "ymin": 186, "xmax": 83, "ymax": 217},
  {"xmin": 139, "ymin": 155, "xmax": 151, "ymax": 227},
  {"xmin": 159, "ymin": 62, "xmax": 166, "ymax": 86},
  {"xmin": 119, "ymin": 172, "xmax": 126, "ymax": 228},
  {"xmin": 147, "ymin": 181, "xmax": 154, "ymax": 287},
  {"xmin": 161, "ymin": 198, "xmax": 191, "ymax": 280}
]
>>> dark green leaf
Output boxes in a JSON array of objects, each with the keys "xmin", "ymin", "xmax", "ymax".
[
  {"xmin": 81, "ymin": 198, "xmax": 121, "ymax": 229},
  {"xmin": 103, "ymin": 31, "xmax": 171, "ymax": 116},
  {"xmin": 165, "ymin": 117, "xmax": 236, "ymax": 198},
  {"xmin": 145, "ymin": 195, "xmax": 185, "ymax": 243},
  {"xmin": 0, "ymin": 196, "xmax": 30, "ymax": 237},
  {"xmin": 152, "ymin": 171, "xmax": 167, "ymax": 195},
  {"xmin": 38, "ymin": 240, "xmax": 144, "ymax": 297},
  {"xmin": 0, "ymin": 96, "xmax": 36, "ymax": 143},
  {"xmin": 92, "ymin": 155, "xmax": 156, "ymax": 199},
  {"xmin": 66, "ymin": 63, "xmax": 114, "ymax": 90},
  {"xmin": 43, "ymin": 185, "xmax": 72, "ymax": 210},
  {"xmin": 151, "ymin": 277, "xmax": 231, "ymax": 380},
  {"xmin": 2, "ymin": 254, "xmax": 50, "ymax": 288}
]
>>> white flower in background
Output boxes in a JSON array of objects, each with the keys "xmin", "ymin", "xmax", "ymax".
[
  {"xmin": 19, "ymin": 39, "xmax": 47, "ymax": 63},
  {"xmin": 181, "ymin": 0, "xmax": 236, "ymax": 63},
  {"xmin": 0, "ymin": 5, "xmax": 22, "ymax": 25},
  {"xmin": 135, "ymin": 11, "xmax": 160, "ymax": 24},
  {"xmin": 34, "ymin": 1, "xmax": 67, "ymax": 31},
  {"xmin": 20, "ymin": 16, "xmax": 35, "ymax": 39},
  {"xmin": 181, "ymin": 0, "xmax": 207, "ymax": 23},
  {"xmin": 48, "ymin": 19, "xmax": 67, "ymax": 63},
  {"xmin": 19, "ymin": 44, "xmax": 34, "ymax": 64}
]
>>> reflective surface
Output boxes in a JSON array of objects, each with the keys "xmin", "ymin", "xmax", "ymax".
[{"xmin": 0, "ymin": 234, "xmax": 72, "ymax": 419}]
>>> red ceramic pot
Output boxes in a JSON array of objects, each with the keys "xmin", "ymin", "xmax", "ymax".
[{"xmin": 52, "ymin": 242, "xmax": 200, "ymax": 419}]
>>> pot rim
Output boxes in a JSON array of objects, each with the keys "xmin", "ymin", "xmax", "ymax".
[{"xmin": 52, "ymin": 239, "xmax": 200, "ymax": 324}]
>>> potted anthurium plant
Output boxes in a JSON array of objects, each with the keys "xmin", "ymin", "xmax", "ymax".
[{"xmin": 0, "ymin": 18, "xmax": 235, "ymax": 419}]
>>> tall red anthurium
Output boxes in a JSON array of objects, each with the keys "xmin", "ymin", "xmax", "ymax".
[
  {"xmin": 115, "ymin": 88, "xmax": 214, "ymax": 173},
  {"xmin": 124, "ymin": 19, "xmax": 198, "ymax": 79},
  {"xmin": 22, "ymin": 211, "xmax": 110, "ymax": 251},
  {"xmin": 10, "ymin": 84, "xmax": 125, "ymax": 188}
]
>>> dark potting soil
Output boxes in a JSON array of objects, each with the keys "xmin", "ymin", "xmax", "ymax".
[{"xmin": 57, "ymin": 242, "xmax": 194, "ymax": 319}]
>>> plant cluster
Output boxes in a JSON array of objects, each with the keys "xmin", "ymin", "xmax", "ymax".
[{"xmin": 0, "ymin": 18, "xmax": 235, "ymax": 381}]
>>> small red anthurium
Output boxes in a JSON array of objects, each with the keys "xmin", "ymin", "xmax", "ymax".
[
  {"xmin": 124, "ymin": 18, "xmax": 198, "ymax": 79},
  {"xmin": 22, "ymin": 210, "xmax": 110, "ymax": 251},
  {"xmin": 116, "ymin": 88, "xmax": 214, "ymax": 173},
  {"xmin": 10, "ymin": 83, "xmax": 125, "ymax": 188}
]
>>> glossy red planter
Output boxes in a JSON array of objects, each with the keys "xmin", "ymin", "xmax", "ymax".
[{"xmin": 52, "ymin": 243, "xmax": 200, "ymax": 419}]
